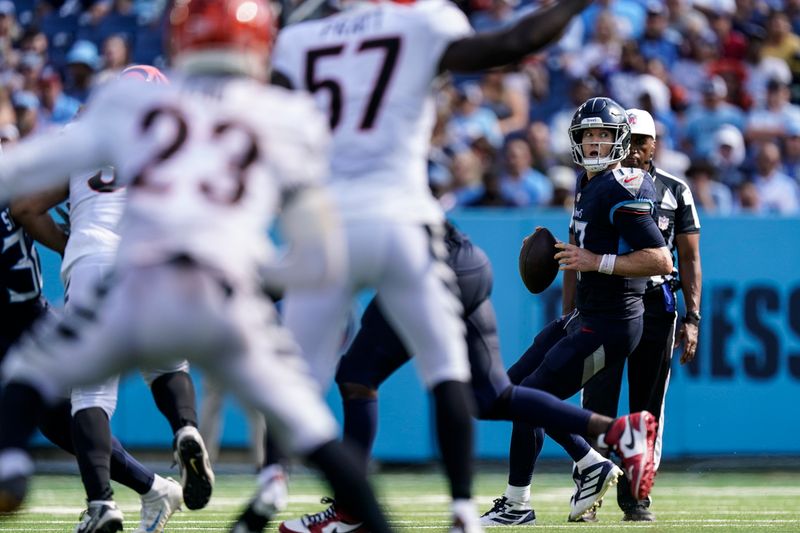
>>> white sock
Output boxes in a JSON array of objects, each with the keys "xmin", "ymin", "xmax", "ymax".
[
  {"xmin": 88, "ymin": 499, "xmax": 118, "ymax": 508},
  {"xmin": 257, "ymin": 463, "xmax": 286, "ymax": 485},
  {"xmin": 143, "ymin": 474, "xmax": 167, "ymax": 500},
  {"xmin": 452, "ymin": 499, "xmax": 477, "ymax": 521},
  {"xmin": 576, "ymin": 447, "xmax": 607, "ymax": 472},
  {"xmin": 504, "ymin": 484, "xmax": 530, "ymax": 503}
]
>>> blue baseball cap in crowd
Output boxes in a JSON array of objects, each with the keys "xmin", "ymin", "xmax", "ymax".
[
  {"xmin": 66, "ymin": 40, "xmax": 100, "ymax": 70},
  {"xmin": 0, "ymin": 1, "xmax": 15, "ymax": 16},
  {"xmin": 12, "ymin": 91, "xmax": 40, "ymax": 110}
]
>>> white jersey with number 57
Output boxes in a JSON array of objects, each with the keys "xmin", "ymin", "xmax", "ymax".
[
  {"xmin": 273, "ymin": 0, "xmax": 472, "ymax": 223},
  {"xmin": 0, "ymin": 77, "xmax": 330, "ymax": 281}
]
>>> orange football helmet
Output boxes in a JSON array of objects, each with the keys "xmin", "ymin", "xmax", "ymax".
[{"xmin": 169, "ymin": 0, "xmax": 275, "ymax": 59}]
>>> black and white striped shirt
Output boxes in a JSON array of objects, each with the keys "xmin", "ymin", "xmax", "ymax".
[{"xmin": 645, "ymin": 165, "xmax": 701, "ymax": 293}]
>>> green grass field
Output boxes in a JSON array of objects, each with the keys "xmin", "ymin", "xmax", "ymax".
[{"xmin": 2, "ymin": 470, "xmax": 799, "ymax": 532}]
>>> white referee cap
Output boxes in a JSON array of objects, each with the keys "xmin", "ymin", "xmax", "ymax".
[{"xmin": 626, "ymin": 108, "xmax": 657, "ymax": 140}]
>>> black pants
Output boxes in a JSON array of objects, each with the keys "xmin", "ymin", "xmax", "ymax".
[{"xmin": 0, "ymin": 298, "xmax": 49, "ymax": 362}]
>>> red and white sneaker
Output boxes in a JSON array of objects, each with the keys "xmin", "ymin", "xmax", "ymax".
[
  {"xmin": 278, "ymin": 497, "xmax": 365, "ymax": 533},
  {"xmin": 604, "ymin": 411, "xmax": 657, "ymax": 501}
]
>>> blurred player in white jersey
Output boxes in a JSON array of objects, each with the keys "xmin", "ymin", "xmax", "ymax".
[
  {"xmin": 0, "ymin": 2, "xmax": 391, "ymax": 532},
  {"xmin": 268, "ymin": 1, "xmax": 593, "ymax": 532},
  {"xmin": 21, "ymin": 65, "xmax": 205, "ymax": 533}
]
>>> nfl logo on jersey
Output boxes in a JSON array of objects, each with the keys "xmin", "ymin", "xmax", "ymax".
[{"xmin": 658, "ymin": 216, "xmax": 669, "ymax": 230}]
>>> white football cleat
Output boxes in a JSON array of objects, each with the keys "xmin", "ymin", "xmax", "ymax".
[
  {"xmin": 568, "ymin": 459, "xmax": 622, "ymax": 521},
  {"xmin": 479, "ymin": 496, "xmax": 535, "ymax": 526},
  {"xmin": 133, "ymin": 475, "xmax": 182, "ymax": 533},
  {"xmin": 278, "ymin": 497, "xmax": 363, "ymax": 533},
  {"xmin": 73, "ymin": 500, "xmax": 124, "ymax": 533},
  {"xmin": 174, "ymin": 425, "xmax": 215, "ymax": 510}
]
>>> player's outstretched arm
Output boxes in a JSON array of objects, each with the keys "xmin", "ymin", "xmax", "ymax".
[
  {"xmin": 438, "ymin": 0, "xmax": 592, "ymax": 74},
  {"xmin": 0, "ymin": 122, "xmax": 107, "ymax": 203},
  {"xmin": 9, "ymin": 186, "xmax": 70, "ymax": 255}
]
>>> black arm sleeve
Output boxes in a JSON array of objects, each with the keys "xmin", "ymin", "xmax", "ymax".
[{"xmin": 438, "ymin": 0, "xmax": 591, "ymax": 74}]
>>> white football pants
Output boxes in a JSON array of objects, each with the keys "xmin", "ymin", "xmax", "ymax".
[
  {"xmin": 283, "ymin": 220, "xmax": 470, "ymax": 390},
  {"xmin": 65, "ymin": 256, "xmax": 189, "ymax": 418},
  {"xmin": 3, "ymin": 261, "xmax": 339, "ymax": 455}
]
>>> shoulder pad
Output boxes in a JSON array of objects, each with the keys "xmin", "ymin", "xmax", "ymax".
[{"xmin": 611, "ymin": 167, "xmax": 649, "ymax": 196}]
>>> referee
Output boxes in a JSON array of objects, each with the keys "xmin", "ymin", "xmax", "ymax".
[{"xmin": 579, "ymin": 108, "xmax": 702, "ymax": 522}]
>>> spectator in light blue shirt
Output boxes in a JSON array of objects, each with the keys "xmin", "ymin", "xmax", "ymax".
[
  {"xmin": 686, "ymin": 159, "xmax": 735, "ymax": 214},
  {"xmin": 681, "ymin": 75, "xmax": 746, "ymax": 159},
  {"xmin": 638, "ymin": 1, "xmax": 681, "ymax": 68},
  {"xmin": 37, "ymin": 66, "xmax": 81, "ymax": 129},
  {"xmin": 752, "ymin": 142, "xmax": 800, "ymax": 214},
  {"xmin": 746, "ymin": 78, "xmax": 800, "ymax": 143},
  {"xmin": 781, "ymin": 122, "xmax": 800, "ymax": 180},
  {"xmin": 447, "ymin": 83, "xmax": 504, "ymax": 150},
  {"xmin": 581, "ymin": 0, "xmax": 647, "ymax": 42},
  {"xmin": 498, "ymin": 138, "xmax": 553, "ymax": 206}
]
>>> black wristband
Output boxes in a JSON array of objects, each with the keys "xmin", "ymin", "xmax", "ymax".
[{"xmin": 682, "ymin": 310, "xmax": 701, "ymax": 326}]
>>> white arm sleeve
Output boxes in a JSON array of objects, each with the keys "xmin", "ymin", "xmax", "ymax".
[{"xmin": 0, "ymin": 119, "xmax": 110, "ymax": 202}]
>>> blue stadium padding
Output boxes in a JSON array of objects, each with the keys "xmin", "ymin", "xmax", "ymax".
[{"xmin": 33, "ymin": 211, "xmax": 800, "ymax": 459}]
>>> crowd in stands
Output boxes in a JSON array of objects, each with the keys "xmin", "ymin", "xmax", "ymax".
[
  {"xmin": 1, "ymin": 0, "xmax": 799, "ymax": 214},
  {"xmin": 0, "ymin": 0, "xmax": 166, "ymax": 140}
]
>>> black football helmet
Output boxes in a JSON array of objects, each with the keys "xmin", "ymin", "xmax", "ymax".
[{"xmin": 569, "ymin": 97, "xmax": 631, "ymax": 172}]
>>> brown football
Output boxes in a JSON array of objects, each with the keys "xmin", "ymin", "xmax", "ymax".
[{"xmin": 518, "ymin": 227, "xmax": 559, "ymax": 294}]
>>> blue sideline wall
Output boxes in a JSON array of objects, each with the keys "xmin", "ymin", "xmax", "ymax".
[{"xmin": 35, "ymin": 211, "xmax": 800, "ymax": 459}]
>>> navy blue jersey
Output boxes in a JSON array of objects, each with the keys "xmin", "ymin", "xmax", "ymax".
[
  {"xmin": 0, "ymin": 205, "xmax": 43, "ymax": 309},
  {"xmin": 569, "ymin": 167, "xmax": 665, "ymax": 319}
]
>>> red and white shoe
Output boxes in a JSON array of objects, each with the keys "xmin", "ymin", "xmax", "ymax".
[
  {"xmin": 604, "ymin": 411, "xmax": 657, "ymax": 501},
  {"xmin": 278, "ymin": 497, "xmax": 366, "ymax": 533}
]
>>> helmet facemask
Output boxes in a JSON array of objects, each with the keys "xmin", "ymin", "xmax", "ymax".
[{"xmin": 570, "ymin": 121, "xmax": 631, "ymax": 173}]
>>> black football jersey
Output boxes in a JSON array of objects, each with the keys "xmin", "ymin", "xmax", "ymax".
[
  {"xmin": 0, "ymin": 205, "xmax": 43, "ymax": 308},
  {"xmin": 645, "ymin": 166, "xmax": 701, "ymax": 293},
  {"xmin": 569, "ymin": 167, "xmax": 666, "ymax": 319}
]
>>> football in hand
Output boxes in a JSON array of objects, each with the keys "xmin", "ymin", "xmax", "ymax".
[{"xmin": 518, "ymin": 227, "xmax": 559, "ymax": 294}]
